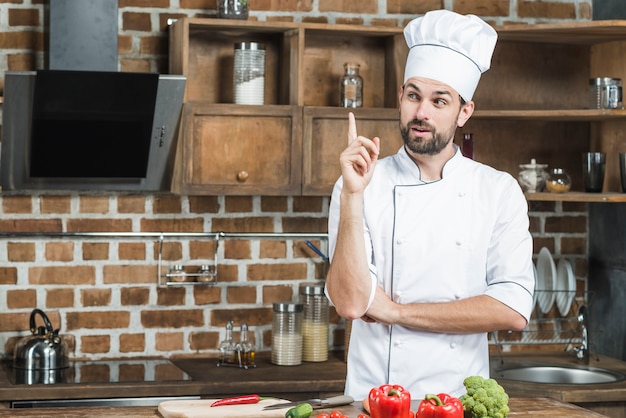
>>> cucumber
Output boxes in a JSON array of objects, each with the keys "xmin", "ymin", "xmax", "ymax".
[{"xmin": 285, "ymin": 402, "xmax": 313, "ymax": 418}]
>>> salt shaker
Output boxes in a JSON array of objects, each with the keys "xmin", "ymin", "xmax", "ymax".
[
  {"xmin": 218, "ymin": 320, "xmax": 237, "ymax": 365},
  {"xmin": 299, "ymin": 283, "xmax": 329, "ymax": 362},
  {"xmin": 271, "ymin": 302, "xmax": 303, "ymax": 366},
  {"xmin": 236, "ymin": 322, "xmax": 255, "ymax": 368}
]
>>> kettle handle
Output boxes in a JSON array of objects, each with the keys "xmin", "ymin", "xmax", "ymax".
[{"xmin": 29, "ymin": 308, "xmax": 54, "ymax": 335}]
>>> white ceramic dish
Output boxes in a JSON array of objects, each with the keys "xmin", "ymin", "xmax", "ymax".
[
  {"xmin": 536, "ymin": 247, "xmax": 556, "ymax": 313},
  {"xmin": 556, "ymin": 258, "xmax": 575, "ymax": 316}
]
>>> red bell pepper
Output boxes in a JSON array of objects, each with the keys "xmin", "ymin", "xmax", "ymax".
[
  {"xmin": 416, "ymin": 393, "xmax": 463, "ymax": 418},
  {"xmin": 368, "ymin": 384, "xmax": 411, "ymax": 418}
]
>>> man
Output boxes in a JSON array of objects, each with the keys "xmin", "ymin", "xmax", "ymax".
[{"xmin": 326, "ymin": 10, "xmax": 535, "ymax": 400}]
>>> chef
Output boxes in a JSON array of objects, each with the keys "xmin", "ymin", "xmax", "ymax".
[{"xmin": 326, "ymin": 10, "xmax": 535, "ymax": 400}]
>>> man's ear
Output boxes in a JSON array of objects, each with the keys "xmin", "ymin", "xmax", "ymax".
[{"xmin": 457, "ymin": 101, "xmax": 474, "ymax": 127}]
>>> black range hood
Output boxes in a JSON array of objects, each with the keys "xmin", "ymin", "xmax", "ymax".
[{"xmin": 0, "ymin": 0, "xmax": 186, "ymax": 192}]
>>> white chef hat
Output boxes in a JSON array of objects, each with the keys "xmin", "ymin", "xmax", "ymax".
[{"xmin": 403, "ymin": 10, "xmax": 497, "ymax": 101}]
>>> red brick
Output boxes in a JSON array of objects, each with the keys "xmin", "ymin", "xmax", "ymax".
[
  {"xmin": 120, "ymin": 58, "xmax": 152, "ymax": 72},
  {"xmin": 544, "ymin": 215, "xmax": 587, "ymax": 234},
  {"xmin": 46, "ymin": 288, "xmax": 75, "ymax": 308},
  {"xmin": 188, "ymin": 196, "xmax": 219, "ymax": 213},
  {"xmin": 81, "ymin": 288, "xmax": 112, "ymax": 307},
  {"xmin": 0, "ymin": 31, "xmax": 43, "ymax": 51},
  {"xmin": 82, "ymin": 242, "xmax": 110, "ymax": 260},
  {"xmin": 0, "ymin": 268, "xmax": 18, "ymax": 285},
  {"xmin": 260, "ymin": 196, "xmax": 288, "ymax": 212},
  {"xmin": 79, "ymin": 196, "xmax": 110, "ymax": 213},
  {"xmin": 7, "ymin": 289, "xmax": 37, "ymax": 309},
  {"xmin": 157, "ymin": 287, "xmax": 186, "ymax": 306},
  {"xmin": 120, "ymin": 333, "xmax": 146, "ymax": 352},
  {"xmin": 189, "ymin": 331, "xmax": 220, "ymax": 350},
  {"xmin": 0, "ymin": 219, "xmax": 62, "ymax": 233},
  {"xmin": 211, "ymin": 217, "xmax": 274, "ymax": 232},
  {"xmin": 224, "ymin": 240, "xmax": 250, "ymax": 259},
  {"xmin": 67, "ymin": 218, "xmax": 132, "ymax": 232},
  {"xmin": 40, "ymin": 195, "xmax": 71, "ymax": 213},
  {"xmin": 453, "ymin": 0, "xmax": 508, "ymax": 16},
  {"xmin": 7, "ymin": 242, "xmax": 35, "ymax": 262},
  {"xmin": 282, "ymin": 217, "xmax": 327, "ymax": 233},
  {"xmin": 190, "ymin": 240, "xmax": 218, "ymax": 260},
  {"xmin": 225, "ymin": 196, "xmax": 252, "ymax": 212},
  {"xmin": 119, "ymin": 0, "xmax": 169, "ymax": 7},
  {"xmin": 155, "ymin": 241, "xmax": 183, "ymax": 261},
  {"xmin": 141, "ymin": 309, "xmax": 204, "ymax": 328},
  {"xmin": 193, "ymin": 286, "xmax": 221, "ymax": 304},
  {"xmin": 81, "ymin": 335, "xmax": 111, "ymax": 353},
  {"xmin": 210, "ymin": 307, "xmax": 272, "ymax": 327},
  {"xmin": 7, "ymin": 53, "xmax": 36, "ymax": 70},
  {"xmin": 121, "ymin": 287, "xmax": 151, "ymax": 305},
  {"xmin": 139, "ymin": 35, "xmax": 167, "ymax": 55},
  {"xmin": 141, "ymin": 218, "xmax": 204, "ymax": 232},
  {"xmin": 103, "ymin": 265, "xmax": 156, "ymax": 284},
  {"xmin": 260, "ymin": 240, "xmax": 286, "ymax": 258},
  {"xmin": 119, "ymin": 242, "xmax": 146, "ymax": 260},
  {"xmin": 153, "ymin": 195, "xmax": 182, "ymax": 213},
  {"xmin": 293, "ymin": 196, "xmax": 323, "ymax": 212},
  {"xmin": 226, "ymin": 286, "xmax": 256, "ymax": 303},
  {"xmin": 262, "ymin": 285, "xmax": 294, "ymax": 303},
  {"xmin": 247, "ymin": 262, "xmax": 308, "ymax": 281},
  {"xmin": 117, "ymin": 195, "xmax": 146, "ymax": 213},
  {"xmin": 122, "ymin": 11, "xmax": 152, "ymax": 31},
  {"xmin": 156, "ymin": 332, "xmax": 184, "ymax": 351},
  {"xmin": 66, "ymin": 311, "xmax": 131, "ymax": 330},
  {"xmin": 518, "ymin": 0, "xmax": 576, "ymax": 19},
  {"xmin": 8, "ymin": 8, "xmax": 40, "ymax": 27},
  {"xmin": 2, "ymin": 195, "xmax": 32, "ymax": 213},
  {"xmin": 30, "ymin": 266, "xmax": 95, "ymax": 285},
  {"xmin": 45, "ymin": 242, "xmax": 74, "ymax": 262}
]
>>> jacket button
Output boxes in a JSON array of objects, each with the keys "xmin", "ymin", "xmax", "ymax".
[{"xmin": 450, "ymin": 342, "xmax": 456, "ymax": 349}]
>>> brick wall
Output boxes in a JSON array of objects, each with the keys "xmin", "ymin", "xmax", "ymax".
[{"xmin": 0, "ymin": 0, "xmax": 593, "ymax": 359}]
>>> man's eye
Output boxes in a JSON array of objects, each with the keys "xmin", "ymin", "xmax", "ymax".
[{"xmin": 434, "ymin": 98, "xmax": 446, "ymax": 105}]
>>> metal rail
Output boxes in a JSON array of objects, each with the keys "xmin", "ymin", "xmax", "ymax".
[{"xmin": 0, "ymin": 231, "xmax": 328, "ymax": 239}]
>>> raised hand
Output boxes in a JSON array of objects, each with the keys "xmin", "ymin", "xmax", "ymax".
[{"xmin": 339, "ymin": 112, "xmax": 380, "ymax": 194}]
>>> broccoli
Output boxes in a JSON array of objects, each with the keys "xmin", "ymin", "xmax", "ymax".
[{"xmin": 459, "ymin": 375, "xmax": 510, "ymax": 418}]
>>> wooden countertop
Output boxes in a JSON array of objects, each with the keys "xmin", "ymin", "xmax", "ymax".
[{"xmin": 0, "ymin": 397, "xmax": 608, "ymax": 417}]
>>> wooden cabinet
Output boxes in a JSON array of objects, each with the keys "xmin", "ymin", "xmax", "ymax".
[
  {"xmin": 169, "ymin": 18, "xmax": 405, "ymax": 195},
  {"xmin": 464, "ymin": 20, "xmax": 626, "ymax": 202},
  {"xmin": 170, "ymin": 18, "xmax": 626, "ymax": 201}
]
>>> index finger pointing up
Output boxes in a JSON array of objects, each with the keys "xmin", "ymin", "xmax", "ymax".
[{"xmin": 348, "ymin": 112, "xmax": 358, "ymax": 144}]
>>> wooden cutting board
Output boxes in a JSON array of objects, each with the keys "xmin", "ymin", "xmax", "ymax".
[{"xmin": 158, "ymin": 398, "xmax": 293, "ymax": 418}]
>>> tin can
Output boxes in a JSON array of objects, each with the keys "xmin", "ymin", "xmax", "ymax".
[
  {"xmin": 234, "ymin": 42, "xmax": 265, "ymax": 105},
  {"xmin": 589, "ymin": 77, "xmax": 623, "ymax": 109}
]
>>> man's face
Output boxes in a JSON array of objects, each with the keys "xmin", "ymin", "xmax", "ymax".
[{"xmin": 398, "ymin": 77, "xmax": 473, "ymax": 156}]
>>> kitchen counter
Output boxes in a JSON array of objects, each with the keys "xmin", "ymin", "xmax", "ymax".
[
  {"xmin": 1, "ymin": 351, "xmax": 626, "ymax": 415},
  {"xmin": 0, "ymin": 397, "xmax": 608, "ymax": 417}
]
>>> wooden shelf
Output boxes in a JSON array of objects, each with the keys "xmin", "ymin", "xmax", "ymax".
[
  {"xmin": 474, "ymin": 109, "xmax": 626, "ymax": 121},
  {"xmin": 525, "ymin": 192, "xmax": 626, "ymax": 202}
]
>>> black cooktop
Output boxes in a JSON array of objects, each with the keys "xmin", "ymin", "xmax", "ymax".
[{"xmin": 2, "ymin": 358, "xmax": 192, "ymax": 385}]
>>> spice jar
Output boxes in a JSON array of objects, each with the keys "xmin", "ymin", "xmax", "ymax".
[
  {"xmin": 233, "ymin": 42, "xmax": 265, "ymax": 105},
  {"xmin": 518, "ymin": 158, "xmax": 548, "ymax": 193},
  {"xmin": 218, "ymin": 321, "xmax": 237, "ymax": 365},
  {"xmin": 271, "ymin": 302, "xmax": 303, "ymax": 366},
  {"xmin": 299, "ymin": 283, "xmax": 329, "ymax": 362},
  {"xmin": 340, "ymin": 62, "xmax": 363, "ymax": 108},
  {"xmin": 168, "ymin": 264, "xmax": 186, "ymax": 283},
  {"xmin": 196, "ymin": 264, "xmax": 215, "ymax": 283},
  {"xmin": 236, "ymin": 322, "xmax": 255, "ymax": 368},
  {"xmin": 546, "ymin": 168, "xmax": 572, "ymax": 193}
]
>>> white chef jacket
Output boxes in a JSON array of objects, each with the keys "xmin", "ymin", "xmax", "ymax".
[{"xmin": 327, "ymin": 145, "xmax": 534, "ymax": 401}]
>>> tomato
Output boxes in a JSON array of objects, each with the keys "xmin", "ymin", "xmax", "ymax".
[
  {"xmin": 330, "ymin": 411, "xmax": 343, "ymax": 418},
  {"xmin": 357, "ymin": 414, "xmax": 369, "ymax": 418},
  {"xmin": 315, "ymin": 414, "xmax": 330, "ymax": 418}
]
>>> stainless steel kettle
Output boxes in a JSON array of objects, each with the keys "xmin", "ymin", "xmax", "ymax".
[{"xmin": 13, "ymin": 308, "xmax": 69, "ymax": 370}]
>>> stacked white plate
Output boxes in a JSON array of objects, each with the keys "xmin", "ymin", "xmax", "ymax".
[
  {"xmin": 536, "ymin": 247, "xmax": 557, "ymax": 313},
  {"xmin": 556, "ymin": 258, "xmax": 576, "ymax": 316}
]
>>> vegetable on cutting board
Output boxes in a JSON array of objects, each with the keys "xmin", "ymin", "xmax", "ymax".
[
  {"xmin": 415, "ymin": 393, "xmax": 463, "ymax": 417},
  {"xmin": 285, "ymin": 402, "xmax": 314, "ymax": 418},
  {"xmin": 210, "ymin": 394, "xmax": 269, "ymax": 407}
]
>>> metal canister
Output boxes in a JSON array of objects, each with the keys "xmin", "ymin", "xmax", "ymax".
[
  {"xmin": 233, "ymin": 42, "xmax": 265, "ymax": 105},
  {"xmin": 589, "ymin": 77, "xmax": 623, "ymax": 109},
  {"xmin": 271, "ymin": 302, "xmax": 303, "ymax": 366},
  {"xmin": 299, "ymin": 283, "xmax": 329, "ymax": 362}
]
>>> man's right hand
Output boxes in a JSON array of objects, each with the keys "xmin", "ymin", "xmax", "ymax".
[{"xmin": 339, "ymin": 112, "xmax": 380, "ymax": 194}]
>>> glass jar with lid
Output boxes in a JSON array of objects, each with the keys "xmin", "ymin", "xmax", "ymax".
[
  {"xmin": 518, "ymin": 158, "xmax": 548, "ymax": 193},
  {"xmin": 340, "ymin": 62, "xmax": 363, "ymax": 108},
  {"xmin": 546, "ymin": 168, "xmax": 572, "ymax": 193},
  {"xmin": 271, "ymin": 302, "xmax": 303, "ymax": 366},
  {"xmin": 299, "ymin": 283, "xmax": 329, "ymax": 362},
  {"xmin": 217, "ymin": 0, "xmax": 249, "ymax": 19}
]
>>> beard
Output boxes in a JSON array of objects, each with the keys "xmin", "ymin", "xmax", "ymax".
[{"xmin": 400, "ymin": 118, "xmax": 457, "ymax": 155}]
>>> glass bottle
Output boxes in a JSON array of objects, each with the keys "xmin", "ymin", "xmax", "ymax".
[
  {"xmin": 340, "ymin": 62, "xmax": 363, "ymax": 108},
  {"xmin": 461, "ymin": 133, "xmax": 474, "ymax": 160},
  {"xmin": 168, "ymin": 264, "xmax": 185, "ymax": 283},
  {"xmin": 217, "ymin": 0, "xmax": 249, "ymax": 19},
  {"xmin": 218, "ymin": 320, "xmax": 237, "ymax": 365},
  {"xmin": 546, "ymin": 168, "xmax": 572, "ymax": 193},
  {"xmin": 299, "ymin": 284, "xmax": 329, "ymax": 362},
  {"xmin": 236, "ymin": 322, "xmax": 255, "ymax": 368},
  {"xmin": 271, "ymin": 302, "xmax": 303, "ymax": 366}
]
